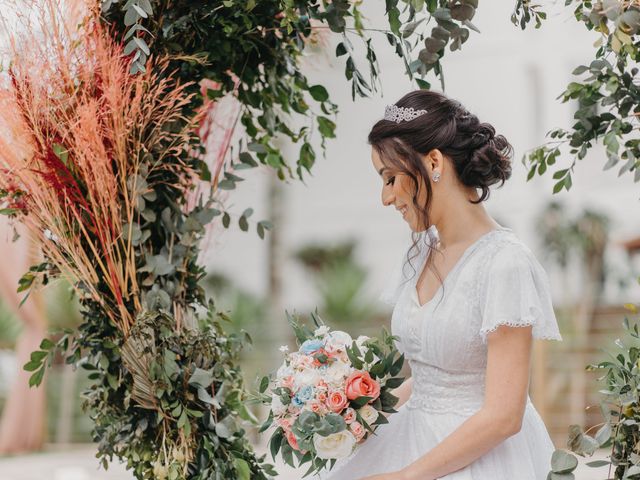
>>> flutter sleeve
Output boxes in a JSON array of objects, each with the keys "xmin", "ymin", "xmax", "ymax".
[{"xmin": 479, "ymin": 243, "xmax": 563, "ymax": 344}]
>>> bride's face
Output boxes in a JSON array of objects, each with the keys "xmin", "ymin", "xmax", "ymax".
[{"xmin": 371, "ymin": 148, "xmax": 428, "ymax": 232}]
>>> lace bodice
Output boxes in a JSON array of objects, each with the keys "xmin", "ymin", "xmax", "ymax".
[{"xmin": 382, "ymin": 227, "xmax": 563, "ymax": 415}]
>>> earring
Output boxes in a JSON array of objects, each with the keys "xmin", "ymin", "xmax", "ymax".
[{"xmin": 432, "ymin": 172, "xmax": 441, "ymax": 182}]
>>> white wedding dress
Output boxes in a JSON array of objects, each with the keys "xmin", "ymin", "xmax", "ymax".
[{"xmin": 316, "ymin": 226, "xmax": 562, "ymax": 479}]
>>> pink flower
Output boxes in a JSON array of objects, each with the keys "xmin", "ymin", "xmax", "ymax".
[
  {"xmin": 345, "ymin": 371, "xmax": 380, "ymax": 402},
  {"xmin": 342, "ymin": 407, "xmax": 356, "ymax": 424},
  {"xmin": 278, "ymin": 417, "xmax": 292, "ymax": 429},
  {"xmin": 317, "ymin": 391, "xmax": 328, "ymax": 403},
  {"xmin": 309, "ymin": 401, "xmax": 328, "ymax": 415},
  {"xmin": 297, "ymin": 355, "xmax": 314, "ymax": 369},
  {"xmin": 315, "ymin": 379, "xmax": 328, "ymax": 391},
  {"xmin": 327, "ymin": 389, "xmax": 349, "ymax": 413},
  {"xmin": 285, "ymin": 429, "xmax": 301, "ymax": 451},
  {"xmin": 282, "ymin": 375, "xmax": 295, "ymax": 390},
  {"xmin": 350, "ymin": 421, "xmax": 366, "ymax": 442}
]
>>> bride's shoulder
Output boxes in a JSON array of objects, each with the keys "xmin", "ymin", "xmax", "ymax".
[{"xmin": 482, "ymin": 229, "xmax": 546, "ymax": 276}]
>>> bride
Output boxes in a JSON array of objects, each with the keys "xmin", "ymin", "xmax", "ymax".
[{"xmin": 317, "ymin": 90, "xmax": 562, "ymax": 479}]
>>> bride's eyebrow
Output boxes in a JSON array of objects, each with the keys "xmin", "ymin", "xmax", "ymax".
[{"xmin": 378, "ymin": 167, "xmax": 388, "ymax": 176}]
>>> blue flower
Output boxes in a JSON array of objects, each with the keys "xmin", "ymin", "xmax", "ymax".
[
  {"xmin": 298, "ymin": 385, "xmax": 314, "ymax": 401},
  {"xmin": 300, "ymin": 339, "xmax": 324, "ymax": 354},
  {"xmin": 293, "ymin": 385, "xmax": 315, "ymax": 407}
]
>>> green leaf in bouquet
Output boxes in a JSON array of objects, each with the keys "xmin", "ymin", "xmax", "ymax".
[
  {"xmin": 346, "ymin": 343, "xmax": 364, "ymax": 370},
  {"xmin": 314, "ymin": 352, "xmax": 329, "ymax": 364},
  {"xmin": 384, "ymin": 376, "xmax": 405, "ymax": 389},
  {"xmin": 258, "ymin": 410, "xmax": 273, "ymax": 433},
  {"xmin": 300, "ymin": 450, "xmax": 313, "ymax": 464},
  {"xmin": 351, "ymin": 340, "xmax": 362, "ymax": 357},
  {"xmin": 270, "ymin": 427, "xmax": 283, "ymax": 460},
  {"xmin": 351, "ymin": 396, "xmax": 374, "ymax": 408},
  {"xmin": 297, "ymin": 435, "xmax": 314, "ymax": 452},
  {"xmin": 315, "ymin": 413, "xmax": 346, "ymax": 436},
  {"xmin": 281, "ymin": 441, "xmax": 294, "ymax": 467},
  {"xmin": 364, "ymin": 348, "xmax": 374, "ymax": 364},
  {"xmin": 374, "ymin": 412, "xmax": 389, "ymax": 425},
  {"xmin": 379, "ymin": 389, "xmax": 399, "ymax": 409},
  {"xmin": 295, "ymin": 410, "xmax": 321, "ymax": 435},
  {"xmin": 310, "ymin": 310, "xmax": 326, "ymax": 329},
  {"xmin": 390, "ymin": 353, "xmax": 405, "ymax": 377},
  {"xmin": 302, "ymin": 459, "xmax": 317, "ymax": 478},
  {"xmin": 286, "ymin": 311, "xmax": 314, "ymax": 345},
  {"xmin": 369, "ymin": 363, "xmax": 385, "ymax": 378},
  {"xmin": 274, "ymin": 387, "xmax": 292, "ymax": 405}
]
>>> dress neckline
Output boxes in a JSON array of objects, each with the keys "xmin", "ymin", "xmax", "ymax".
[{"xmin": 412, "ymin": 226, "xmax": 511, "ymax": 309}]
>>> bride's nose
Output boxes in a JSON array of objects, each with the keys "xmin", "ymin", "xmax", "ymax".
[{"xmin": 382, "ymin": 188, "xmax": 395, "ymax": 207}]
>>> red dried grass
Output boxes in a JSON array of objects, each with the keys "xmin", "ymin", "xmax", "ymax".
[{"xmin": 0, "ymin": 0, "xmax": 197, "ymax": 334}]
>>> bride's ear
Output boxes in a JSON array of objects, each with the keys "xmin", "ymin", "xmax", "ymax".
[{"xmin": 422, "ymin": 149, "xmax": 445, "ymax": 179}]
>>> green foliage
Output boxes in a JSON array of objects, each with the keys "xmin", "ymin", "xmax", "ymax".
[
  {"xmin": 511, "ymin": 0, "xmax": 547, "ymax": 30},
  {"xmin": 102, "ymin": 0, "xmax": 348, "ymax": 182},
  {"xmin": 548, "ymin": 310, "xmax": 640, "ymax": 480},
  {"xmin": 523, "ymin": 1, "xmax": 640, "ymax": 191},
  {"xmin": 294, "ymin": 240, "xmax": 379, "ymax": 329}
]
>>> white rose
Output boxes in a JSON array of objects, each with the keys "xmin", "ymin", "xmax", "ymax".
[
  {"xmin": 294, "ymin": 368, "xmax": 322, "ymax": 389},
  {"xmin": 323, "ymin": 361, "xmax": 353, "ymax": 387},
  {"xmin": 327, "ymin": 330, "xmax": 353, "ymax": 348},
  {"xmin": 313, "ymin": 431, "xmax": 356, "ymax": 459},
  {"xmin": 358, "ymin": 405, "xmax": 379, "ymax": 426},
  {"xmin": 277, "ymin": 363, "xmax": 294, "ymax": 379},
  {"xmin": 271, "ymin": 395, "xmax": 287, "ymax": 416}
]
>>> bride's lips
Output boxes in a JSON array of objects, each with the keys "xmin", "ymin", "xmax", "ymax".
[{"xmin": 396, "ymin": 205, "xmax": 408, "ymax": 219}]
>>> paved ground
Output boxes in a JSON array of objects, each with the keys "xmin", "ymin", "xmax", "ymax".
[{"xmin": 0, "ymin": 444, "xmax": 609, "ymax": 479}]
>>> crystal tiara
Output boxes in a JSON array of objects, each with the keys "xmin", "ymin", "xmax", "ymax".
[{"xmin": 384, "ymin": 104, "xmax": 428, "ymax": 123}]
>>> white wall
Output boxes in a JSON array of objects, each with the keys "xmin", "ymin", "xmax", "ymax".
[{"xmin": 206, "ymin": 1, "xmax": 640, "ymax": 312}]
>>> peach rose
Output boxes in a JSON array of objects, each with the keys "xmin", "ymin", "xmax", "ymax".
[
  {"xmin": 327, "ymin": 389, "xmax": 349, "ymax": 413},
  {"xmin": 317, "ymin": 391, "xmax": 328, "ymax": 403},
  {"xmin": 350, "ymin": 421, "xmax": 366, "ymax": 442},
  {"xmin": 345, "ymin": 371, "xmax": 381, "ymax": 402}
]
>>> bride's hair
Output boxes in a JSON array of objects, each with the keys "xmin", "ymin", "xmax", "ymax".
[{"xmin": 368, "ymin": 90, "xmax": 513, "ymax": 301}]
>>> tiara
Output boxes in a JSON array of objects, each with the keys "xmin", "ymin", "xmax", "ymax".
[{"xmin": 384, "ymin": 104, "xmax": 428, "ymax": 123}]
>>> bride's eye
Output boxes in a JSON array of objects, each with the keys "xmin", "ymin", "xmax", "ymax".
[{"xmin": 386, "ymin": 176, "xmax": 396, "ymax": 186}]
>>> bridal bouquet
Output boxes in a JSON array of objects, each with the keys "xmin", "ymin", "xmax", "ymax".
[{"xmin": 257, "ymin": 312, "xmax": 405, "ymax": 476}]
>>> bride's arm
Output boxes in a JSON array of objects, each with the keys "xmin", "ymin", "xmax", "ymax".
[
  {"xmin": 398, "ymin": 325, "xmax": 533, "ymax": 480},
  {"xmin": 378, "ymin": 377, "xmax": 412, "ymax": 421}
]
